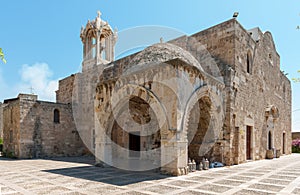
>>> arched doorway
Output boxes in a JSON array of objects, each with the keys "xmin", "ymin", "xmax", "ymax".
[
  {"xmin": 110, "ymin": 95, "xmax": 161, "ymax": 161},
  {"xmin": 187, "ymin": 96, "xmax": 213, "ymax": 163}
]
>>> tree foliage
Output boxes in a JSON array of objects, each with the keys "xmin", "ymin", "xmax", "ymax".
[
  {"xmin": 0, "ymin": 48, "xmax": 6, "ymax": 63},
  {"xmin": 292, "ymin": 70, "xmax": 300, "ymax": 82}
]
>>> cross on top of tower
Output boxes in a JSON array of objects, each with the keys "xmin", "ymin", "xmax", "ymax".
[
  {"xmin": 97, "ymin": 11, "xmax": 101, "ymax": 19},
  {"xmin": 29, "ymin": 86, "xmax": 34, "ymax": 94}
]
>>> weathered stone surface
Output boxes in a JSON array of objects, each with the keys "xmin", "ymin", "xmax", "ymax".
[
  {"xmin": 1, "ymin": 12, "xmax": 292, "ymax": 177},
  {"xmin": 83, "ymin": 14, "xmax": 291, "ymax": 175},
  {"xmin": 56, "ymin": 74, "xmax": 76, "ymax": 104},
  {"xmin": 3, "ymin": 94, "xmax": 86, "ymax": 158}
]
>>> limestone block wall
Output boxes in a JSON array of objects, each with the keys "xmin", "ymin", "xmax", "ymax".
[
  {"xmin": 3, "ymin": 100, "xmax": 20, "ymax": 156},
  {"xmin": 188, "ymin": 19, "xmax": 239, "ymax": 165},
  {"xmin": 19, "ymin": 100, "xmax": 86, "ymax": 158},
  {"xmin": 232, "ymin": 24, "xmax": 291, "ymax": 162},
  {"xmin": 3, "ymin": 94, "xmax": 87, "ymax": 158},
  {"xmin": 56, "ymin": 74, "xmax": 76, "ymax": 104},
  {"xmin": 190, "ymin": 19, "xmax": 236, "ymax": 71},
  {"xmin": 180, "ymin": 19, "xmax": 291, "ymax": 164},
  {"xmin": 292, "ymin": 132, "xmax": 300, "ymax": 140}
]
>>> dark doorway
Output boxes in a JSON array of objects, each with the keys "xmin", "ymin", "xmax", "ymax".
[
  {"xmin": 246, "ymin": 126, "xmax": 252, "ymax": 160},
  {"xmin": 268, "ymin": 131, "xmax": 272, "ymax": 150},
  {"xmin": 283, "ymin": 133, "xmax": 286, "ymax": 154},
  {"xmin": 129, "ymin": 132, "xmax": 141, "ymax": 157}
]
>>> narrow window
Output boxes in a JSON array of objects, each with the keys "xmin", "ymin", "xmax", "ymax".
[
  {"xmin": 54, "ymin": 109, "xmax": 60, "ymax": 123},
  {"xmin": 92, "ymin": 37, "xmax": 96, "ymax": 58},
  {"xmin": 101, "ymin": 39, "xmax": 106, "ymax": 60},
  {"xmin": 247, "ymin": 51, "xmax": 252, "ymax": 74}
]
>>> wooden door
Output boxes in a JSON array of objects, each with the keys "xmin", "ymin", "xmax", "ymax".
[{"xmin": 246, "ymin": 126, "xmax": 251, "ymax": 160}]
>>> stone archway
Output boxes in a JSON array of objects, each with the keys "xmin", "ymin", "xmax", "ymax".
[
  {"xmin": 181, "ymin": 84, "xmax": 225, "ymax": 165},
  {"xmin": 265, "ymin": 105, "xmax": 279, "ymax": 153},
  {"xmin": 187, "ymin": 96, "xmax": 212, "ymax": 163},
  {"xmin": 95, "ymin": 81, "xmax": 169, "ymax": 171},
  {"xmin": 110, "ymin": 95, "xmax": 161, "ymax": 161},
  {"xmin": 95, "ymin": 56, "xmax": 225, "ymax": 174}
]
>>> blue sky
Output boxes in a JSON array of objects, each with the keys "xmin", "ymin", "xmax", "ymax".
[{"xmin": 0, "ymin": 0, "xmax": 300, "ymax": 130}]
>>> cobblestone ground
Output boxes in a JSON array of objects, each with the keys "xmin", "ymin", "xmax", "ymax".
[{"xmin": 1, "ymin": 154, "xmax": 300, "ymax": 195}]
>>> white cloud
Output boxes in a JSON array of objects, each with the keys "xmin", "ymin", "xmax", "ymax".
[{"xmin": 18, "ymin": 63, "xmax": 58, "ymax": 101}]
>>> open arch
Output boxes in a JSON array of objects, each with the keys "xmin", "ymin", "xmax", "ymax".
[
  {"xmin": 109, "ymin": 95, "xmax": 161, "ymax": 161},
  {"xmin": 182, "ymin": 84, "xmax": 225, "ymax": 164},
  {"xmin": 187, "ymin": 96, "xmax": 213, "ymax": 163}
]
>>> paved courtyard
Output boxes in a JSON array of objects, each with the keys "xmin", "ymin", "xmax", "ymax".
[{"xmin": 1, "ymin": 154, "xmax": 300, "ymax": 195}]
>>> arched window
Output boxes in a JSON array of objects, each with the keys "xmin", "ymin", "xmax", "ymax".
[
  {"xmin": 92, "ymin": 37, "xmax": 96, "ymax": 58},
  {"xmin": 54, "ymin": 109, "xmax": 60, "ymax": 123},
  {"xmin": 268, "ymin": 131, "xmax": 272, "ymax": 150},
  {"xmin": 247, "ymin": 51, "xmax": 252, "ymax": 74}
]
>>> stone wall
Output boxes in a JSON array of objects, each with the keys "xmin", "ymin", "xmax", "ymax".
[
  {"xmin": 292, "ymin": 132, "xmax": 300, "ymax": 140},
  {"xmin": 3, "ymin": 98, "xmax": 21, "ymax": 156},
  {"xmin": 103, "ymin": 19, "xmax": 291, "ymax": 167},
  {"xmin": 189, "ymin": 19, "xmax": 291, "ymax": 164},
  {"xmin": 233, "ymin": 23, "xmax": 291, "ymax": 161},
  {"xmin": 56, "ymin": 74, "xmax": 76, "ymax": 104},
  {"xmin": 3, "ymin": 94, "xmax": 87, "ymax": 158}
]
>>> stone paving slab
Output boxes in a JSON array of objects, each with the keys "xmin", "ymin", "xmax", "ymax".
[{"xmin": 1, "ymin": 154, "xmax": 300, "ymax": 194}]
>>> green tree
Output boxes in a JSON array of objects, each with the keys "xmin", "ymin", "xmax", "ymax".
[
  {"xmin": 0, "ymin": 48, "xmax": 6, "ymax": 63},
  {"xmin": 292, "ymin": 70, "xmax": 300, "ymax": 82}
]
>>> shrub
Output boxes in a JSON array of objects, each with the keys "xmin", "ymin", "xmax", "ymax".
[
  {"xmin": 2, "ymin": 150, "xmax": 16, "ymax": 159},
  {"xmin": 292, "ymin": 139, "xmax": 300, "ymax": 153}
]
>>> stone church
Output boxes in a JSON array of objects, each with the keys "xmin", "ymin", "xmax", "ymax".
[{"xmin": 0, "ymin": 12, "xmax": 291, "ymax": 176}]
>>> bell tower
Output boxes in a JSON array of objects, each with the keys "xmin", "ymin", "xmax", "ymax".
[{"xmin": 80, "ymin": 11, "xmax": 118, "ymax": 71}]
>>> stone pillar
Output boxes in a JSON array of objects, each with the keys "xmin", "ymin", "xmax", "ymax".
[
  {"xmin": 96, "ymin": 32, "xmax": 101, "ymax": 64},
  {"xmin": 160, "ymin": 134, "xmax": 188, "ymax": 176},
  {"xmin": 95, "ymin": 119, "xmax": 112, "ymax": 167}
]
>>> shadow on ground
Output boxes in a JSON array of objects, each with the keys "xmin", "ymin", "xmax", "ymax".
[{"xmin": 42, "ymin": 157, "xmax": 172, "ymax": 186}]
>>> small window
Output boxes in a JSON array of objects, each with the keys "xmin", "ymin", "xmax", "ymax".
[
  {"xmin": 54, "ymin": 109, "xmax": 60, "ymax": 123},
  {"xmin": 246, "ymin": 51, "xmax": 252, "ymax": 74}
]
